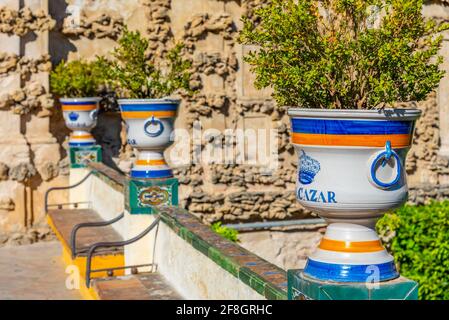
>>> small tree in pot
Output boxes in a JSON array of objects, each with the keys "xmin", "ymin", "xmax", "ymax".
[
  {"xmin": 240, "ymin": 0, "xmax": 448, "ymax": 286},
  {"xmin": 51, "ymin": 60, "xmax": 108, "ymax": 147},
  {"xmin": 100, "ymin": 28, "xmax": 193, "ymax": 179}
]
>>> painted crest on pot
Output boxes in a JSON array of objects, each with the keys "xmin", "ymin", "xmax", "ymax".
[
  {"xmin": 118, "ymin": 99, "xmax": 180, "ymax": 179},
  {"xmin": 60, "ymin": 97, "xmax": 101, "ymax": 148},
  {"xmin": 288, "ymin": 108, "xmax": 421, "ymax": 283}
]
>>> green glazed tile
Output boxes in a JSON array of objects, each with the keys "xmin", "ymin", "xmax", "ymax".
[
  {"xmin": 69, "ymin": 145, "xmax": 102, "ymax": 168},
  {"xmin": 192, "ymin": 237, "xmax": 211, "ymax": 256},
  {"xmin": 288, "ymin": 269, "xmax": 418, "ymax": 300},
  {"xmin": 208, "ymin": 247, "xmax": 240, "ymax": 278},
  {"xmin": 128, "ymin": 178, "xmax": 178, "ymax": 215},
  {"xmin": 265, "ymin": 283, "xmax": 288, "ymax": 300}
]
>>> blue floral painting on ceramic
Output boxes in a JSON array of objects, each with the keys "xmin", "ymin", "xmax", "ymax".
[{"xmin": 299, "ymin": 150, "xmax": 321, "ymax": 185}]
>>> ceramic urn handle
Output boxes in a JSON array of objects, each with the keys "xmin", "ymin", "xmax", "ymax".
[
  {"xmin": 369, "ymin": 141, "xmax": 402, "ymax": 190},
  {"xmin": 144, "ymin": 116, "xmax": 165, "ymax": 138},
  {"xmin": 89, "ymin": 109, "xmax": 98, "ymax": 121}
]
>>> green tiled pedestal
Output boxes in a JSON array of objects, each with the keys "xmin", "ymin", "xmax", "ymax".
[
  {"xmin": 69, "ymin": 145, "xmax": 102, "ymax": 168},
  {"xmin": 126, "ymin": 178, "xmax": 178, "ymax": 214},
  {"xmin": 288, "ymin": 270, "xmax": 418, "ymax": 300}
]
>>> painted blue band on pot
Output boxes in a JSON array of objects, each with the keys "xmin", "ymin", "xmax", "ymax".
[
  {"xmin": 120, "ymin": 104, "xmax": 178, "ymax": 111},
  {"xmin": 69, "ymin": 142, "xmax": 95, "ymax": 147},
  {"xmin": 304, "ymin": 259, "xmax": 399, "ymax": 282},
  {"xmin": 291, "ymin": 119, "xmax": 413, "ymax": 135},
  {"xmin": 61, "ymin": 101, "xmax": 99, "ymax": 105},
  {"xmin": 131, "ymin": 169, "xmax": 173, "ymax": 179}
]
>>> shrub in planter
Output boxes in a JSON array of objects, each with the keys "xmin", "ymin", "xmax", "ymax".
[
  {"xmin": 50, "ymin": 60, "xmax": 108, "ymax": 98},
  {"xmin": 99, "ymin": 27, "xmax": 192, "ymax": 99},
  {"xmin": 50, "ymin": 59, "xmax": 108, "ymax": 147},
  {"xmin": 377, "ymin": 202, "xmax": 449, "ymax": 300},
  {"xmin": 240, "ymin": 0, "xmax": 449, "ymax": 285},
  {"xmin": 100, "ymin": 28, "xmax": 193, "ymax": 179},
  {"xmin": 240, "ymin": 0, "xmax": 448, "ymax": 109}
]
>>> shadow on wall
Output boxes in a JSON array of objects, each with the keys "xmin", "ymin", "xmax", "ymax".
[
  {"xmin": 92, "ymin": 112, "xmax": 123, "ymax": 172},
  {"xmin": 49, "ymin": 0, "xmax": 77, "ymax": 64}
]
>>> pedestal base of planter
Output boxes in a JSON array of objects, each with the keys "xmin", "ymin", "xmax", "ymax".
[
  {"xmin": 287, "ymin": 270, "xmax": 418, "ymax": 300},
  {"xmin": 69, "ymin": 145, "xmax": 102, "ymax": 168},
  {"xmin": 126, "ymin": 177, "xmax": 178, "ymax": 214}
]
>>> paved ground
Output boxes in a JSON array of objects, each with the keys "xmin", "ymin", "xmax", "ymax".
[{"xmin": 0, "ymin": 241, "xmax": 82, "ymax": 300}]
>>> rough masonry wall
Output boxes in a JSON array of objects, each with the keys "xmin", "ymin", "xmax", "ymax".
[
  {"xmin": 0, "ymin": 0, "xmax": 67, "ymax": 245},
  {"xmin": 1, "ymin": 0, "xmax": 449, "ymax": 244}
]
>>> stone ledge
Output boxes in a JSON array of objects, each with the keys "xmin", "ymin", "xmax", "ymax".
[
  {"xmin": 157, "ymin": 207, "xmax": 288, "ymax": 300},
  {"xmin": 92, "ymin": 273, "xmax": 183, "ymax": 300},
  {"xmin": 88, "ymin": 162, "xmax": 127, "ymax": 193},
  {"xmin": 83, "ymin": 163, "xmax": 289, "ymax": 299}
]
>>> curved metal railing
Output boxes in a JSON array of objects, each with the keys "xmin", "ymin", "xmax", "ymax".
[
  {"xmin": 70, "ymin": 212, "xmax": 125, "ymax": 258},
  {"xmin": 44, "ymin": 170, "xmax": 96, "ymax": 213},
  {"xmin": 85, "ymin": 216, "xmax": 161, "ymax": 288}
]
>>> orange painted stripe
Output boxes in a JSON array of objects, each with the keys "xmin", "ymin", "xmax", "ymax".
[
  {"xmin": 71, "ymin": 134, "xmax": 93, "ymax": 139},
  {"xmin": 121, "ymin": 111, "xmax": 176, "ymax": 119},
  {"xmin": 291, "ymin": 133, "xmax": 411, "ymax": 147},
  {"xmin": 319, "ymin": 238, "xmax": 384, "ymax": 253},
  {"xmin": 136, "ymin": 159, "xmax": 167, "ymax": 166},
  {"xmin": 62, "ymin": 105, "xmax": 97, "ymax": 111}
]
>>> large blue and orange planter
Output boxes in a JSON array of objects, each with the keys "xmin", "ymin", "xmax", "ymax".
[
  {"xmin": 118, "ymin": 99, "xmax": 179, "ymax": 179},
  {"xmin": 60, "ymin": 97, "xmax": 101, "ymax": 148},
  {"xmin": 288, "ymin": 108, "xmax": 421, "ymax": 283}
]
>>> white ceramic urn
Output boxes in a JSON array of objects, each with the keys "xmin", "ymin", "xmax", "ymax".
[
  {"xmin": 288, "ymin": 108, "xmax": 421, "ymax": 283},
  {"xmin": 60, "ymin": 97, "xmax": 101, "ymax": 147},
  {"xmin": 118, "ymin": 98, "xmax": 179, "ymax": 179}
]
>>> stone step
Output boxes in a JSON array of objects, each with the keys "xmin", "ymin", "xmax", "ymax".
[
  {"xmin": 46, "ymin": 209, "xmax": 125, "ymax": 282},
  {"xmin": 47, "ymin": 209, "xmax": 123, "ymax": 256},
  {"xmin": 91, "ymin": 273, "xmax": 183, "ymax": 300}
]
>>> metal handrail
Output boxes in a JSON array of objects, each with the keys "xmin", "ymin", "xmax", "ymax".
[
  {"xmin": 85, "ymin": 216, "xmax": 161, "ymax": 288},
  {"xmin": 90, "ymin": 263, "xmax": 155, "ymax": 275},
  {"xmin": 44, "ymin": 170, "xmax": 96, "ymax": 213},
  {"xmin": 46, "ymin": 201, "xmax": 90, "ymax": 209},
  {"xmin": 70, "ymin": 212, "xmax": 125, "ymax": 259}
]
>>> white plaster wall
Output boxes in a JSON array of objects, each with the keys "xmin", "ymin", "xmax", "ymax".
[
  {"xmin": 68, "ymin": 168, "xmax": 91, "ymax": 206},
  {"xmin": 154, "ymin": 222, "xmax": 265, "ymax": 300},
  {"xmin": 123, "ymin": 212, "xmax": 157, "ymax": 273},
  {"xmin": 73, "ymin": 167, "xmax": 266, "ymax": 299},
  {"xmin": 69, "ymin": 168, "xmax": 126, "ymax": 237},
  {"xmin": 121, "ymin": 209, "xmax": 265, "ymax": 299},
  {"xmin": 89, "ymin": 175, "xmax": 125, "ymax": 238}
]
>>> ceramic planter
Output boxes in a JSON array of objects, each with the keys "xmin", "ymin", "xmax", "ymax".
[
  {"xmin": 60, "ymin": 97, "xmax": 101, "ymax": 147},
  {"xmin": 288, "ymin": 108, "xmax": 421, "ymax": 283},
  {"xmin": 118, "ymin": 98, "xmax": 179, "ymax": 179}
]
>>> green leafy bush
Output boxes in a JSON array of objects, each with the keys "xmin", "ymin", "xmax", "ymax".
[
  {"xmin": 100, "ymin": 28, "xmax": 192, "ymax": 99},
  {"xmin": 211, "ymin": 222, "xmax": 239, "ymax": 243},
  {"xmin": 377, "ymin": 201, "xmax": 449, "ymax": 300},
  {"xmin": 50, "ymin": 59, "xmax": 108, "ymax": 97},
  {"xmin": 240, "ymin": 0, "xmax": 449, "ymax": 109}
]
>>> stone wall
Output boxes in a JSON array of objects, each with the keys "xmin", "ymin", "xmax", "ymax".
[
  {"xmin": 0, "ymin": 0, "xmax": 66, "ymax": 245},
  {"xmin": 2, "ymin": 0, "xmax": 449, "ymax": 243}
]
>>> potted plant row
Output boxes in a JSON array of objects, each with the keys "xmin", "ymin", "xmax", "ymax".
[{"xmin": 51, "ymin": 28, "xmax": 193, "ymax": 178}]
